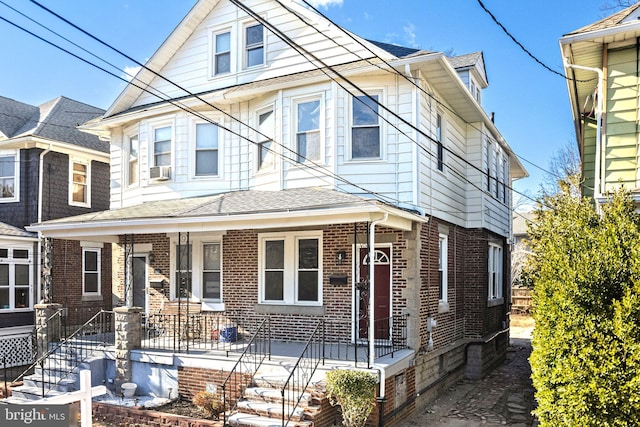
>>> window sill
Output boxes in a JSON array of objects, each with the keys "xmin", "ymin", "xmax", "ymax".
[
  {"xmin": 487, "ymin": 297, "xmax": 504, "ymax": 307},
  {"xmin": 81, "ymin": 294, "xmax": 103, "ymax": 302},
  {"xmin": 201, "ymin": 301, "xmax": 225, "ymax": 312},
  {"xmin": 255, "ymin": 304, "xmax": 325, "ymax": 316}
]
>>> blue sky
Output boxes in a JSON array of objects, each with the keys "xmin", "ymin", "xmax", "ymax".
[{"xmin": 0, "ymin": 0, "xmax": 622, "ymax": 204}]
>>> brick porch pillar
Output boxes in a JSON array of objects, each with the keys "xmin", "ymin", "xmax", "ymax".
[
  {"xmin": 114, "ymin": 306, "xmax": 142, "ymax": 390},
  {"xmin": 34, "ymin": 303, "xmax": 62, "ymax": 358}
]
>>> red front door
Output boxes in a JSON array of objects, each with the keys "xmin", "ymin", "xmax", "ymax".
[{"xmin": 357, "ymin": 247, "xmax": 391, "ymax": 340}]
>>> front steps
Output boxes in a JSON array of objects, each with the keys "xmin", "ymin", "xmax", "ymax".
[{"xmin": 227, "ymin": 365, "xmax": 328, "ymax": 427}]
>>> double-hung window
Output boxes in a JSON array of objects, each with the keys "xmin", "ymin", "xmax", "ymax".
[
  {"xmin": 0, "ymin": 155, "xmax": 16, "ymax": 201},
  {"xmin": 0, "ymin": 248, "xmax": 32, "ymax": 311},
  {"xmin": 83, "ymin": 248, "xmax": 100, "ymax": 295},
  {"xmin": 352, "ymin": 95, "xmax": 380, "ymax": 159},
  {"xmin": 128, "ymin": 134, "xmax": 139, "ymax": 186},
  {"xmin": 485, "ymin": 139, "xmax": 492, "ymax": 192},
  {"xmin": 260, "ymin": 232, "xmax": 322, "ymax": 305},
  {"xmin": 257, "ymin": 109, "xmax": 275, "ymax": 170},
  {"xmin": 296, "ymin": 99, "xmax": 321, "ymax": 162},
  {"xmin": 214, "ymin": 31, "xmax": 231, "ymax": 75},
  {"xmin": 70, "ymin": 160, "xmax": 90, "ymax": 207},
  {"xmin": 202, "ymin": 243, "xmax": 221, "ymax": 300},
  {"xmin": 488, "ymin": 243, "xmax": 503, "ymax": 301},
  {"xmin": 195, "ymin": 123, "xmax": 219, "ymax": 176},
  {"xmin": 438, "ymin": 234, "xmax": 448, "ymax": 303},
  {"xmin": 436, "ymin": 113, "xmax": 444, "ymax": 172},
  {"xmin": 171, "ymin": 237, "xmax": 223, "ymax": 303},
  {"xmin": 153, "ymin": 126, "xmax": 172, "ymax": 167},
  {"xmin": 245, "ymin": 24, "xmax": 264, "ymax": 68}
]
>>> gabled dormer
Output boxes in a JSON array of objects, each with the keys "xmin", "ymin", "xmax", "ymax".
[{"xmin": 447, "ymin": 52, "xmax": 488, "ymax": 105}]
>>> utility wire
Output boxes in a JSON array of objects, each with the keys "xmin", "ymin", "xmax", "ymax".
[
  {"xmin": 476, "ymin": 0, "xmax": 595, "ymax": 83},
  {"xmin": 14, "ymin": 0, "xmax": 405, "ymax": 208}
]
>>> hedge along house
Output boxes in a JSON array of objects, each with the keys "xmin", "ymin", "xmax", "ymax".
[{"xmin": 28, "ymin": 0, "xmax": 526, "ymax": 424}]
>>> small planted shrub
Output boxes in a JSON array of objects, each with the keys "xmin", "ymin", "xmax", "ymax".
[
  {"xmin": 326, "ymin": 369, "xmax": 377, "ymax": 427},
  {"xmin": 192, "ymin": 390, "xmax": 224, "ymax": 419}
]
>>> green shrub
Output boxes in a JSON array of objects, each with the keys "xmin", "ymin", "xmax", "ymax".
[
  {"xmin": 524, "ymin": 186, "xmax": 640, "ymax": 426},
  {"xmin": 326, "ymin": 369, "xmax": 377, "ymax": 427}
]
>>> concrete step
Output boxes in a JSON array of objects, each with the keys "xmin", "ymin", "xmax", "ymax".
[
  {"xmin": 236, "ymin": 399, "xmax": 314, "ymax": 422},
  {"xmin": 243, "ymin": 387, "xmax": 312, "ymax": 406},
  {"xmin": 227, "ymin": 412, "xmax": 312, "ymax": 427},
  {"xmin": 8, "ymin": 385, "xmax": 67, "ymax": 401},
  {"xmin": 23, "ymin": 373, "xmax": 76, "ymax": 393}
]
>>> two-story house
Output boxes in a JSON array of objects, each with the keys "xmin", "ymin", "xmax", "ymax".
[
  {"xmin": 29, "ymin": 0, "xmax": 526, "ymax": 423},
  {"xmin": 560, "ymin": 2, "xmax": 640, "ymax": 208},
  {"xmin": 0, "ymin": 96, "xmax": 111, "ymax": 368}
]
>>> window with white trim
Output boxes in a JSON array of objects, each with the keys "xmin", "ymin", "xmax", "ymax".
[
  {"xmin": 0, "ymin": 247, "xmax": 32, "ymax": 311},
  {"xmin": 257, "ymin": 109, "xmax": 275, "ymax": 170},
  {"xmin": 438, "ymin": 234, "xmax": 448, "ymax": 302},
  {"xmin": 153, "ymin": 125, "xmax": 172, "ymax": 167},
  {"xmin": 484, "ymin": 138, "xmax": 492, "ymax": 192},
  {"xmin": 70, "ymin": 160, "xmax": 90, "ymax": 207},
  {"xmin": 171, "ymin": 237, "xmax": 223, "ymax": 303},
  {"xmin": 259, "ymin": 231, "xmax": 322, "ymax": 305},
  {"xmin": 195, "ymin": 123, "xmax": 219, "ymax": 176},
  {"xmin": 296, "ymin": 99, "xmax": 321, "ymax": 162},
  {"xmin": 245, "ymin": 23, "xmax": 264, "ymax": 68},
  {"xmin": 488, "ymin": 243, "xmax": 503, "ymax": 300},
  {"xmin": 351, "ymin": 94, "xmax": 380, "ymax": 159},
  {"xmin": 202, "ymin": 243, "xmax": 221, "ymax": 300},
  {"xmin": 214, "ymin": 31, "xmax": 231, "ymax": 75},
  {"xmin": 127, "ymin": 134, "xmax": 139, "ymax": 187},
  {"xmin": 82, "ymin": 248, "xmax": 101, "ymax": 295},
  {"xmin": 0, "ymin": 154, "xmax": 17, "ymax": 202}
]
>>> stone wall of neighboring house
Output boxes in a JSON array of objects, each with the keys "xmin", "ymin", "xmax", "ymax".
[{"xmin": 51, "ymin": 238, "xmax": 112, "ymax": 328}]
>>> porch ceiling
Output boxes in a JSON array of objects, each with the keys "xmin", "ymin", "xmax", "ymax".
[{"xmin": 27, "ymin": 187, "xmax": 425, "ymax": 242}]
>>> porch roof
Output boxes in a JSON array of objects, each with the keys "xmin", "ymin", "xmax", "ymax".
[{"xmin": 27, "ymin": 187, "xmax": 426, "ymax": 242}]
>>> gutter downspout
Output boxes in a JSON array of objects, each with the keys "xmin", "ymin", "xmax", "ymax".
[
  {"xmin": 37, "ymin": 145, "xmax": 52, "ymax": 303},
  {"xmin": 563, "ymin": 58, "xmax": 604, "ymax": 198},
  {"xmin": 368, "ymin": 213, "xmax": 388, "ymax": 407}
]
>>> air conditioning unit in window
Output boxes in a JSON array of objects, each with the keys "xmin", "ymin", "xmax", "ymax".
[{"xmin": 149, "ymin": 165, "xmax": 171, "ymax": 181}]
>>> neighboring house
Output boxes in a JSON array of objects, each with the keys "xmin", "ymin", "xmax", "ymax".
[
  {"xmin": 29, "ymin": 0, "xmax": 526, "ymax": 423},
  {"xmin": 0, "ymin": 96, "xmax": 111, "ymax": 358},
  {"xmin": 560, "ymin": 3, "xmax": 640, "ymax": 208},
  {"xmin": 511, "ymin": 212, "xmax": 534, "ymax": 313}
]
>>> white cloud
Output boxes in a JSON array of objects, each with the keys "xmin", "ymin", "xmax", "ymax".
[
  {"xmin": 402, "ymin": 22, "xmax": 418, "ymax": 48},
  {"xmin": 122, "ymin": 65, "xmax": 141, "ymax": 82},
  {"xmin": 306, "ymin": 0, "xmax": 343, "ymax": 9}
]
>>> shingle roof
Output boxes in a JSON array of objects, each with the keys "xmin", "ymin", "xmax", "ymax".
[
  {"xmin": 366, "ymin": 40, "xmax": 423, "ymax": 58},
  {"xmin": 0, "ymin": 221, "xmax": 37, "ymax": 239},
  {"xmin": 0, "ymin": 96, "xmax": 107, "ymax": 152},
  {"xmin": 565, "ymin": 2, "xmax": 640, "ymax": 36},
  {"xmin": 447, "ymin": 52, "xmax": 483, "ymax": 69},
  {"xmin": 0, "ymin": 96, "xmax": 38, "ymax": 139},
  {"xmin": 38, "ymin": 187, "xmax": 397, "ymax": 225}
]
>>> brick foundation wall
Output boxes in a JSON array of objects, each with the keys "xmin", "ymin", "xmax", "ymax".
[
  {"xmin": 92, "ymin": 401, "xmax": 222, "ymax": 427},
  {"xmin": 178, "ymin": 366, "xmax": 251, "ymax": 402}
]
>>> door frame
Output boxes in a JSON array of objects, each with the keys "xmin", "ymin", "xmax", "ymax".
[
  {"xmin": 132, "ymin": 254, "xmax": 150, "ymax": 314},
  {"xmin": 351, "ymin": 243, "xmax": 393, "ymax": 343}
]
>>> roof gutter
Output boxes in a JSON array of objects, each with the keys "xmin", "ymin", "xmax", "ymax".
[{"xmin": 563, "ymin": 57, "xmax": 604, "ymax": 198}]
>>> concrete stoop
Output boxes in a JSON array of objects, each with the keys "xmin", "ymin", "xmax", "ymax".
[{"xmin": 227, "ymin": 366, "xmax": 327, "ymax": 427}]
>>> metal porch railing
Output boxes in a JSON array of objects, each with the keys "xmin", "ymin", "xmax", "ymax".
[
  {"xmin": 11, "ymin": 310, "xmax": 114, "ymax": 398},
  {"xmin": 221, "ymin": 317, "xmax": 271, "ymax": 426}
]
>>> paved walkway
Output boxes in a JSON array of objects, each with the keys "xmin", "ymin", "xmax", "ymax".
[{"xmin": 402, "ymin": 326, "xmax": 537, "ymax": 426}]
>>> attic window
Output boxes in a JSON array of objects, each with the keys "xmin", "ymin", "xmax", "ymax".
[
  {"xmin": 0, "ymin": 155, "xmax": 16, "ymax": 201},
  {"xmin": 214, "ymin": 31, "xmax": 231, "ymax": 75}
]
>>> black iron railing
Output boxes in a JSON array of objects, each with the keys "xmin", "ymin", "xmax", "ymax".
[
  {"xmin": 11, "ymin": 310, "xmax": 114, "ymax": 397},
  {"xmin": 373, "ymin": 313, "xmax": 409, "ymax": 360},
  {"xmin": 221, "ymin": 317, "xmax": 270, "ymax": 426},
  {"xmin": 281, "ymin": 320, "xmax": 323, "ymax": 427},
  {"xmin": 141, "ymin": 311, "xmax": 263, "ymax": 354}
]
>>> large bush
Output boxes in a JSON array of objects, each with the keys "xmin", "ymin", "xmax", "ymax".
[
  {"xmin": 326, "ymin": 369, "xmax": 377, "ymax": 427},
  {"xmin": 524, "ymin": 187, "xmax": 640, "ymax": 426}
]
